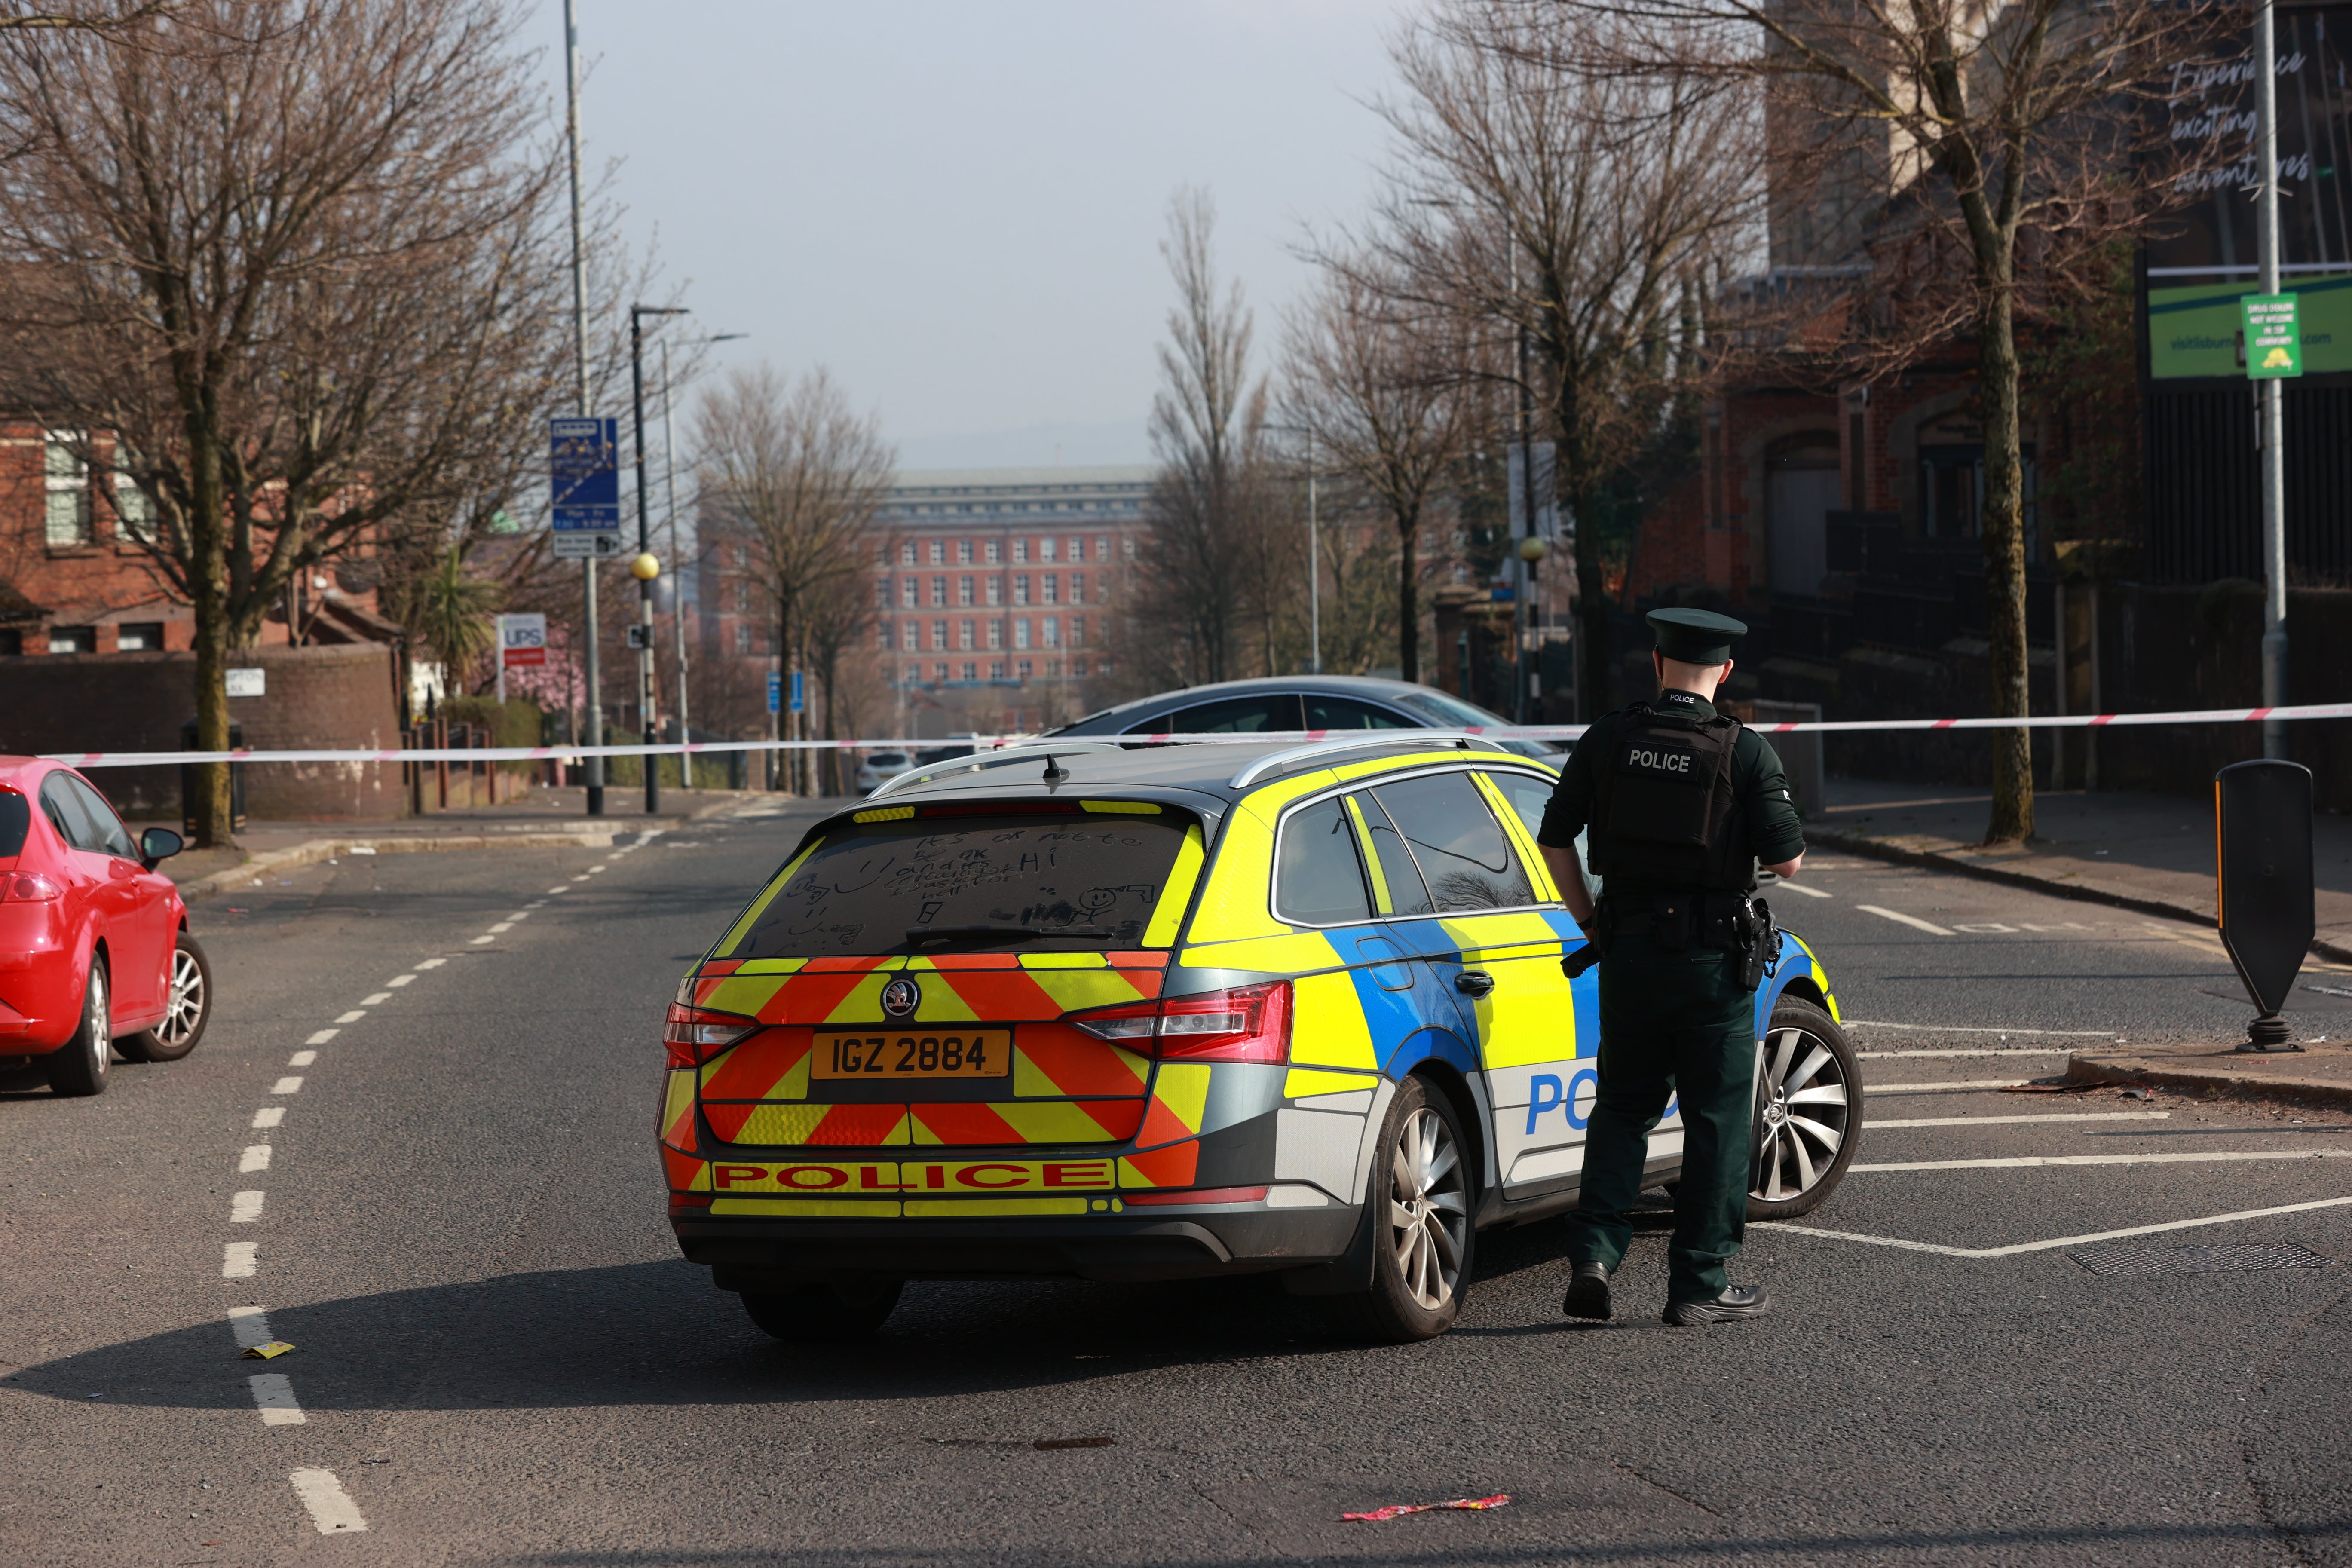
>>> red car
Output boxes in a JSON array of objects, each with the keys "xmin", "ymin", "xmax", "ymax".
[{"xmin": 0, "ymin": 757, "xmax": 211, "ymax": 1096}]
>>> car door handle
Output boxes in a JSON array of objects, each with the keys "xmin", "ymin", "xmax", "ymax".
[{"xmin": 1454, "ymin": 970, "xmax": 1496, "ymax": 998}]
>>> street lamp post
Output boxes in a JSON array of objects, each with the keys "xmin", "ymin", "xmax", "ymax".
[
  {"xmin": 561, "ymin": 0, "xmax": 602, "ymax": 815},
  {"xmin": 658, "ymin": 331, "xmax": 747, "ymax": 793},
  {"xmin": 631, "ymin": 303, "xmax": 689, "ymax": 814},
  {"xmin": 1518, "ymin": 534, "xmax": 1548, "ymax": 722}
]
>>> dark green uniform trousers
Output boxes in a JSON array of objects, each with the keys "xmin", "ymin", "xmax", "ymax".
[{"xmin": 1563, "ymin": 933, "xmax": 1758, "ymax": 1303}]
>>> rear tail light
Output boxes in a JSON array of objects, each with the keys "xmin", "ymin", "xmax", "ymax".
[
  {"xmin": 1070, "ymin": 980, "xmax": 1290, "ymax": 1064},
  {"xmin": 1, "ymin": 872, "xmax": 61, "ymax": 903},
  {"xmin": 663, "ymin": 1003, "xmax": 760, "ymax": 1069}
]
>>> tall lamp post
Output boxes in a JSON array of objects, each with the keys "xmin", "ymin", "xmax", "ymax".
[
  {"xmin": 2255, "ymin": 0, "xmax": 2290, "ymax": 759},
  {"xmin": 631, "ymin": 303, "xmax": 689, "ymax": 813},
  {"xmin": 560, "ymin": 0, "xmax": 603, "ymax": 815},
  {"xmin": 1517, "ymin": 534, "xmax": 1548, "ymax": 723},
  {"xmin": 660, "ymin": 331, "xmax": 747, "ymax": 791}
]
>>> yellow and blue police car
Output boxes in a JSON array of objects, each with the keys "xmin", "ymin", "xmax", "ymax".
[{"xmin": 658, "ymin": 733, "xmax": 1858, "ymax": 1343}]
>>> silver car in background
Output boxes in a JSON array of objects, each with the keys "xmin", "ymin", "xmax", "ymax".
[{"xmin": 1041, "ymin": 674, "xmax": 1558, "ymax": 759}]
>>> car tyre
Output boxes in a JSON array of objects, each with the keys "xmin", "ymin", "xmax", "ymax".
[
  {"xmin": 119, "ymin": 932, "xmax": 211, "ymax": 1064},
  {"xmin": 1330, "ymin": 1075, "xmax": 1475, "ymax": 1343},
  {"xmin": 46, "ymin": 958, "xmax": 112, "ymax": 1098},
  {"xmin": 741, "ymin": 1280, "xmax": 904, "ymax": 1342},
  {"xmin": 1747, "ymin": 998, "xmax": 1862, "ymax": 1220}
]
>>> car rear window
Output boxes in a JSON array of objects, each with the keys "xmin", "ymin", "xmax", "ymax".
[
  {"xmin": 0, "ymin": 790, "xmax": 26, "ymax": 858},
  {"xmin": 722, "ymin": 807, "xmax": 1199, "ymax": 959}
]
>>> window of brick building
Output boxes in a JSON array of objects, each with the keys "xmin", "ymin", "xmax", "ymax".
[
  {"xmin": 984, "ymin": 539, "xmax": 1001, "ymax": 564},
  {"xmin": 959, "ymin": 619, "xmax": 974, "ymax": 650},
  {"xmin": 929, "ymin": 539, "xmax": 945, "ymax": 564},
  {"xmin": 957, "ymin": 539, "xmax": 973, "ymax": 564},
  {"xmin": 961, "ymin": 660, "xmax": 977, "ymax": 682},
  {"xmin": 1072, "ymin": 656, "xmax": 1088, "ymax": 677},
  {"xmin": 985, "ymin": 576, "xmax": 1001, "ymax": 607},
  {"xmin": 0, "ymin": 630, "xmax": 20, "ymax": 655},
  {"xmin": 930, "ymin": 576, "xmax": 946, "ymax": 606},
  {"xmin": 986, "ymin": 620, "xmax": 1002, "ymax": 650},
  {"xmin": 1042, "ymin": 616, "xmax": 1059, "ymax": 648},
  {"xmin": 739, "ymin": 625, "xmax": 756, "ymax": 655},
  {"xmin": 957, "ymin": 575, "xmax": 974, "ymax": 606},
  {"xmin": 44, "ymin": 436, "xmax": 91, "ymax": 548},
  {"xmin": 900, "ymin": 540, "xmax": 917, "ymax": 565},
  {"xmin": 1040, "ymin": 537, "xmax": 1057, "ymax": 561},
  {"xmin": 113, "ymin": 474, "xmax": 155, "ymax": 545},
  {"xmin": 1017, "ymin": 658, "xmax": 1032, "ymax": 680},
  {"xmin": 1014, "ymin": 618, "xmax": 1031, "ymax": 650},
  {"xmin": 931, "ymin": 620, "xmax": 947, "ymax": 651},
  {"xmin": 1070, "ymin": 615, "xmax": 1086, "ymax": 646},
  {"xmin": 116, "ymin": 622, "xmax": 164, "ymax": 651},
  {"xmin": 989, "ymin": 659, "xmax": 1007, "ymax": 680},
  {"xmin": 1013, "ymin": 539, "xmax": 1029, "ymax": 564},
  {"xmin": 1014, "ymin": 574, "xmax": 1030, "ymax": 606},
  {"xmin": 1095, "ymin": 535, "xmax": 1109, "ymax": 560},
  {"xmin": 1041, "ymin": 573, "xmax": 1058, "ymax": 604},
  {"xmin": 48, "ymin": 625, "xmax": 96, "ymax": 654}
]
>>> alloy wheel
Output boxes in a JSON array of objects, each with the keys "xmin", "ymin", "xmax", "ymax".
[
  {"xmin": 1753, "ymin": 1024, "xmax": 1849, "ymax": 1203},
  {"xmin": 86, "ymin": 966, "xmax": 110, "ymax": 1080},
  {"xmin": 156, "ymin": 947, "xmax": 206, "ymax": 1049},
  {"xmin": 1386, "ymin": 1106, "xmax": 1468, "ymax": 1311}
]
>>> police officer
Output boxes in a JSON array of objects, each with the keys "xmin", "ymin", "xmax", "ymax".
[{"xmin": 1534, "ymin": 607, "xmax": 1805, "ymax": 1326}]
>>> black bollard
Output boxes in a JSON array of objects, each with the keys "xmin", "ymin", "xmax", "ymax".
[{"xmin": 2215, "ymin": 758, "xmax": 2315, "ymax": 1053}]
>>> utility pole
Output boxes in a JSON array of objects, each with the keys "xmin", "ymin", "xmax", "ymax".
[
  {"xmin": 563, "ymin": 0, "xmax": 603, "ymax": 815},
  {"xmin": 2256, "ymin": 0, "xmax": 2290, "ymax": 761},
  {"xmin": 1511, "ymin": 246, "xmax": 1538, "ymax": 726},
  {"xmin": 631, "ymin": 304, "xmax": 687, "ymax": 814},
  {"xmin": 662, "ymin": 336, "xmax": 691, "ymax": 791},
  {"xmin": 1306, "ymin": 427, "xmax": 1320, "ymax": 675}
]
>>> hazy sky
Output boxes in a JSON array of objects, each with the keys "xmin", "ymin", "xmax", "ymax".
[{"xmin": 552, "ymin": 0, "xmax": 1416, "ymax": 469}]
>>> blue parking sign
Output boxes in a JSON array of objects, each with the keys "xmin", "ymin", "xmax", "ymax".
[
  {"xmin": 548, "ymin": 417, "xmax": 619, "ymax": 533},
  {"xmin": 789, "ymin": 671, "xmax": 805, "ymax": 714},
  {"xmin": 766, "ymin": 671, "xmax": 782, "ymax": 714}
]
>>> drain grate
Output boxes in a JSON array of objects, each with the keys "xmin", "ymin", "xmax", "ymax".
[{"xmin": 2068, "ymin": 1241, "xmax": 2338, "ymax": 1277}]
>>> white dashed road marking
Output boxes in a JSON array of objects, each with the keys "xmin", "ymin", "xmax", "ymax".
[
  {"xmin": 388, "ymin": 974, "xmax": 416, "ymax": 988},
  {"xmin": 1870, "ymin": 1111, "xmax": 2170, "ymax": 1129},
  {"xmin": 227, "ymin": 1304, "xmax": 276, "ymax": 1349},
  {"xmin": 361, "ymin": 992, "xmax": 392, "ymax": 1005},
  {"xmin": 469, "ymin": 935, "xmax": 496, "ymax": 945},
  {"xmin": 288, "ymin": 1050, "xmax": 316, "ymax": 1067},
  {"xmin": 248, "ymin": 1372, "xmax": 304, "ymax": 1426},
  {"xmin": 547, "ymin": 886, "xmax": 570, "ymax": 895},
  {"xmin": 1856, "ymin": 905, "xmax": 1957, "ymax": 935},
  {"xmin": 290, "ymin": 1469, "xmax": 368, "ymax": 1534},
  {"xmin": 230, "ymin": 1191, "xmax": 265, "ymax": 1223},
  {"xmin": 1856, "ymin": 1048, "xmax": 2076, "ymax": 1059},
  {"xmin": 222, "ymin": 1243, "xmax": 257, "ymax": 1278},
  {"xmin": 416, "ymin": 956, "xmax": 447, "ymax": 969},
  {"xmin": 305, "ymin": 1029, "xmax": 338, "ymax": 1046},
  {"xmin": 488, "ymin": 923, "xmax": 514, "ymax": 934},
  {"xmin": 1865, "ymin": 1079, "xmax": 2031, "ymax": 1095},
  {"xmin": 334, "ymin": 1010, "xmax": 366, "ymax": 1024},
  {"xmin": 271, "ymin": 1075, "xmax": 304, "ymax": 1095},
  {"xmin": 1846, "ymin": 1021, "xmax": 2118, "ymax": 1036},
  {"xmin": 239, "ymin": 1145, "xmax": 272, "ymax": 1173},
  {"xmin": 1776, "ymin": 882, "xmax": 1834, "ymax": 898},
  {"xmin": 1852, "ymin": 1149, "xmax": 2352, "ymax": 1172},
  {"xmin": 251, "ymin": 1106, "xmax": 285, "ymax": 1129},
  {"xmin": 1762, "ymin": 1192, "xmax": 2352, "ymax": 1259}
]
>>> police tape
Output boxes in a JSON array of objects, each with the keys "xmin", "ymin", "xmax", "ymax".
[{"xmin": 40, "ymin": 699, "xmax": 2352, "ymax": 770}]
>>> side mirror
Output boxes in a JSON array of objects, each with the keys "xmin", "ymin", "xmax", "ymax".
[{"xmin": 139, "ymin": 827, "xmax": 184, "ymax": 869}]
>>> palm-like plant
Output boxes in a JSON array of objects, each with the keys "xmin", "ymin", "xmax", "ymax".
[{"xmin": 404, "ymin": 541, "xmax": 503, "ymax": 695}]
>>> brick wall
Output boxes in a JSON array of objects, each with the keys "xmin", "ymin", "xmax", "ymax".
[{"xmin": 0, "ymin": 641, "xmax": 406, "ymax": 820}]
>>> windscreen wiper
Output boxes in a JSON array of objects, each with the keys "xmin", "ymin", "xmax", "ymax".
[{"xmin": 903, "ymin": 924, "xmax": 1109, "ymax": 946}]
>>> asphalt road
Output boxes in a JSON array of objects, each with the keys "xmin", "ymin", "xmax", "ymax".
[{"xmin": 3, "ymin": 815, "xmax": 2349, "ymax": 1566}]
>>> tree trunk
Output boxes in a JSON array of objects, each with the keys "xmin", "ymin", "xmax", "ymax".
[
  {"xmin": 775, "ymin": 593, "xmax": 793, "ymax": 795},
  {"xmin": 1398, "ymin": 517, "xmax": 1420, "ymax": 684},
  {"xmin": 187, "ymin": 425, "xmax": 234, "ymax": 849},
  {"xmin": 1978, "ymin": 283, "xmax": 2034, "ymax": 843}
]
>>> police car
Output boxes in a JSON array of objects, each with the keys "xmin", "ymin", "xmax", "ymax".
[{"xmin": 658, "ymin": 734, "xmax": 1859, "ymax": 1343}]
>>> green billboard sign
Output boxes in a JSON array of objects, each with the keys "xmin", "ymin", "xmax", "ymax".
[{"xmin": 2149, "ymin": 273, "xmax": 2352, "ymax": 378}]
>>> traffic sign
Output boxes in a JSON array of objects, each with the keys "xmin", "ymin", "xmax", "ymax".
[
  {"xmin": 549, "ymin": 416, "xmax": 620, "ymax": 536},
  {"xmin": 789, "ymin": 670, "xmax": 805, "ymax": 714},
  {"xmin": 766, "ymin": 671, "xmax": 782, "ymax": 714},
  {"xmin": 497, "ymin": 613, "xmax": 547, "ymax": 668},
  {"xmin": 2242, "ymin": 294, "xmax": 2303, "ymax": 378}
]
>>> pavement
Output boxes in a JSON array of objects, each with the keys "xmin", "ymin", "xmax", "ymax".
[{"xmin": 3, "ymin": 824, "xmax": 2350, "ymax": 1563}]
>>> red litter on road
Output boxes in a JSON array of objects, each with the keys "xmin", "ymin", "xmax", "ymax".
[{"xmin": 1342, "ymin": 1493, "xmax": 1511, "ymax": 1523}]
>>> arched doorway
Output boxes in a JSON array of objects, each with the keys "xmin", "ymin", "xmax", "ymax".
[{"xmin": 1765, "ymin": 434, "xmax": 1841, "ymax": 595}]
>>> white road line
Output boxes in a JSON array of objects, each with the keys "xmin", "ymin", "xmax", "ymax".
[
  {"xmin": 227, "ymin": 1304, "xmax": 275, "ymax": 1349},
  {"xmin": 1865, "ymin": 1080, "xmax": 2031, "ymax": 1094},
  {"xmin": 304, "ymin": 1029, "xmax": 338, "ymax": 1046},
  {"xmin": 588, "ymin": 865, "xmax": 608, "ymax": 873},
  {"xmin": 469, "ymin": 934, "xmax": 496, "ymax": 945},
  {"xmin": 387, "ymin": 974, "xmax": 416, "ymax": 988},
  {"xmin": 487, "ymin": 923, "xmax": 514, "ymax": 934},
  {"xmin": 334, "ymin": 1010, "xmax": 366, "ymax": 1024},
  {"xmin": 1847, "ymin": 1020, "xmax": 2119, "ymax": 1036},
  {"xmin": 221, "ymin": 1243, "xmax": 257, "ymax": 1278},
  {"xmin": 1776, "ymin": 882, "xmax": 1834, "ymax": 898},
  {"xmin": 1759, "ymin": 1192, "xmax": 2352, "ymax": 1259},
  {"xmin": 416, "ymin": 956, "xmax": 447, "ymax": 969},
  {"xmin": 248, "ymin": 1372, "xmax": 304, "ymax": 1426},
  {"xmin": 524, "ymin": 901, "xmax": 546, "ymax": 909},
  {"xmin": 239, "ymin": 1145, "xmax": 272, "ymax": 1173},
  {"xmin": 1870, "ymin": 1111, "xmax": 2170, "ymax": 1129},
  {"xmin": 251, "ymin": 1106, "xmax": 284, "ymax": 1129},
  {"xmin": 271, "ymin": 1075, "xmax": 304, "ymax": 1095},
  {"xmin": 1856, "ymin": 905, "xmax": 1955, "ymax": 935},
  {"xmin": 360, "ymin": 992, "xmax": 392, "ymax": 1006},
  {"xmin": 505, "ymin": 911, "xmax": 531, "ymax": 922},
  {"xmin": 1857, "ymin": 1048, "xmax": 2075, "ymax": 1059},
  {"xmin": 547, "ymin": 886, "xmax": 570, "ymax": 895},
  {"xmin": 288, "ymin": 1050, "xmax": 316, "ymax": 1068},
  {"xmin": 1852, "ymin": 1149, "xmax": 2352, "ymax": 1172},
  {"xmin": 230, "ymin": 1191, "xmax": 265, "ymax": 1223},
  {"xmin": 289, "ymin": 1469, "xmax": 368, "ymax": 1535}
]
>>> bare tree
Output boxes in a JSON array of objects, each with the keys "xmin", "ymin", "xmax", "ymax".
[
  {"xmin": 1547, "ymin": 0, "xmax": 2228, "ymax": 839},
  {"xmin": 1346, "ymin": 0, "xmax": 1760, "ymax": 718},
  {"xmin": 692, "ymin": 363, "xmax": 894, "ymax": 793},
  {"xmin": 1281, "ymin": 264, "xmax": 1479, "ymax": 683},
  {"xmin": 1137, "ymin": 187, "xmax": 1277, "ymax": 687},
  {"xmin": 0, "ymin": 0, "xmax": 580, "ymax": 846}
]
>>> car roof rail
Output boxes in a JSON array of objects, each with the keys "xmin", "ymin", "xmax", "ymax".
[
  {"xmin": 1228, "ymin": 731, "xmax": 1515, "ymax": 790},
  {"xmin": 864, "ymin": 740, "xmax": 1130, "ymax": 800}
]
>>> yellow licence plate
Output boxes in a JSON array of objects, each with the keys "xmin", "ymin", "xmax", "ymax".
[{"xmin": 811, "ymin": 1030, "xmax": 1012, "ymax": 1080}]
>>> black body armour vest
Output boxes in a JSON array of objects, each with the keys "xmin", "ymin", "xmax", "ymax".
[{"xmin": 1586, "ymin": 701, "xmax": 1756, "ymax": 893}]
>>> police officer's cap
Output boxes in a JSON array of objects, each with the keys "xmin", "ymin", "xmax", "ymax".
[{"xmin": 1648, "ymin": 607, "xmax": 1747, "ymax": 665}]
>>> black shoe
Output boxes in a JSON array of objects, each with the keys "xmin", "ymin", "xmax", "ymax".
[
  {"xmin": 1562, "ymin": 1261, "xmax": 1613, "ymax": 1321},
  {"xmin": 1662, "ymin": 1286, "xmax": 1771, "ymax": 1326}
]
